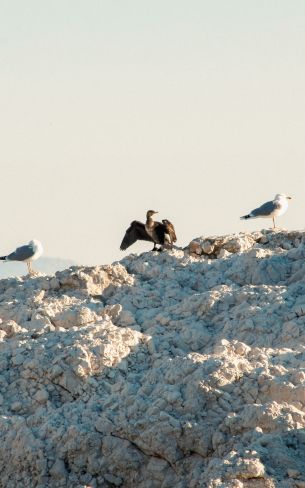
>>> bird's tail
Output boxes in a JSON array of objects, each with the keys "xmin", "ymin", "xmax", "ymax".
[
  {"xmin": 0, "ymin": 256, "xmax": 7, "ymax": 261},
  {"xmin": 240, "ymin": 214, "xmax": 251, "ymax": 220}
]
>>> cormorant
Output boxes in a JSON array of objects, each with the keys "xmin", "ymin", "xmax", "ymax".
[
  {"xmin": 162, "ymin": 219, "xmax": 177, "ymax": 245},
  {"xmin": 120, "ymin": 210, "xmax": 177, "ymax": 251}
]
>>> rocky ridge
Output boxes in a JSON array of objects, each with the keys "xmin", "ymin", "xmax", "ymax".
[{"xmin": 1, "ymin": 230, "xmax": 305, "ymax": 487}]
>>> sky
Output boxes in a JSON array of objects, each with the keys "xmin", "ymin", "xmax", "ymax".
[{"xmin": 1, "ymin": 1, "xmax": 304, "ymax": 265}]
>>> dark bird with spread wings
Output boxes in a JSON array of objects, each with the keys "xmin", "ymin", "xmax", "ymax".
[{"xmin": 120, "ymin": 210, "xmax": 177, "ymax": 252}]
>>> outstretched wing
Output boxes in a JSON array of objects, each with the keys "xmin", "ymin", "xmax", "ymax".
[
  {"xmin": 120, "ymin": 221, "xmax": 154, "ymax": 251},
  {"xmin": 162, "ymin": 219, "xmax": 177, "ymax": 243}
]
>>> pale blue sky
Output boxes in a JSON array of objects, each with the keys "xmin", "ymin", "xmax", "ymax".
[{"xmin": 1, "ymin": 1, "xmax": 304, "ymax": 264}]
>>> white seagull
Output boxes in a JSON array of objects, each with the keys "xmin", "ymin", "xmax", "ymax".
[
  {"xmin": 240, "ymin": 194, "xmax": 292, "ymax": 229},
  {"xmin": 0, "ymin": 239, "xmax": 43, "ymax": 275}
]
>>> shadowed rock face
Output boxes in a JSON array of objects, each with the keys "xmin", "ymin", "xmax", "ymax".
[{"xmin": 1, "ymin": 231, "xmax": 305, "ymax": 487}]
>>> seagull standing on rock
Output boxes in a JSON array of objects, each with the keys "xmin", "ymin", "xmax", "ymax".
[
  {"xmin": 240, "ymin": 194, "xmax": 292, "ymax": 229},
  {"xmin": 0, "ymin": 239, "xmax": 43, "ymax": 275}
]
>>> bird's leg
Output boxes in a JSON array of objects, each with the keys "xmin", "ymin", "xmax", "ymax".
[
  {"xmin": 152, "ymin": 243, "xmax": 162, "ymax": 252},
  {"xmin": 27, "ymin": 261, "xmax": 37, "ymax": 276},
  {"xmin": 272, "ymin": 217, "xmax": 276, "ymax": 230}
]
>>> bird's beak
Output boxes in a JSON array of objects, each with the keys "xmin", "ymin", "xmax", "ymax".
[{"xmin": 154, "ymin": 211, "xmax": 158, "ymax": 214}]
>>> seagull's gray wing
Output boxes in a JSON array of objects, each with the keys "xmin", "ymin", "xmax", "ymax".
[
  {"xmin": 7, "ymin": 244, "xmax": 35, "ymax": 262},
  {"xmin": 250, "ymin": 200, "xmax": 281, "ymax": 217}
]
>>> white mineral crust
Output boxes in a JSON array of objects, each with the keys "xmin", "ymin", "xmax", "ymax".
[{"xmin": 1, "ymin": 231, "xmax": 305, "ymax": 487}]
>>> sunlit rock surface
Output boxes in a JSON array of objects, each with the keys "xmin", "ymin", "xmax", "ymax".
[{"xmin": 1, "ymin": 230, "xmax": 305, "ymax": 487}]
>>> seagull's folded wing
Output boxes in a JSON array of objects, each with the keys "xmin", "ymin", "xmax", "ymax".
[
  {"xmin": 251, "ymin": 200, "xmax": 280, "ymax": 217},
  {"xmin": 7, "ymin": 244, "xmax": 35, "ymax": 262}
]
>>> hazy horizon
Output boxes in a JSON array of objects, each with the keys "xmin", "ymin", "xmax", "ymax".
[
  {"xmin": 1, "ymin": 1, "xmax": 304, "ymax": 265},
  {"xmin": 0, "ymin": 255, "xmax": 76, "ymax": 279}
]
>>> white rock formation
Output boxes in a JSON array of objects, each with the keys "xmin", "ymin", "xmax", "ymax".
[{"xmin": 1, "ymin": 230, "xmax": 305, "ymax": 487}]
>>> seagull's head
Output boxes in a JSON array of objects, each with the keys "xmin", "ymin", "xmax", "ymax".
[
  {"xmin": 29, "ymin": 238, "xmax": 41, "ymax": 246},
  {"xmin": 275, "ymin": 194, "xmax": 292, "ymax": 201},
  {"xmin": 29, "ymin": 239, "xmax": 43, "ymax": 253},
  {"xmin": 146, "ymin": 210, "xmax": 158, "ymax": 219}
]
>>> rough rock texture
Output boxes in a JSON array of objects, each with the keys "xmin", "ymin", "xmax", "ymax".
[{"xmin": 1, "ymin": 230, "xmax": 305, "ymax": 487}]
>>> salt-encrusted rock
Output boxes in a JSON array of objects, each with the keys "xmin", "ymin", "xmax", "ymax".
[
  {"xmin": 202, "ymin": 240, "xmax": 215, "ymax": 254},
  {"xmin": 1, "ymin": 231, "xmax": 305, "ymax": 486},
  {"xmin": 187, "ymin": 231, "xmax": 262, "ymax": 258},
  {"xmin": 52, "ymin": 306, "xmax": 97, "ymax": 329},
  {"xmin": 234, "ymin": 341, "xmax": 251, "ymax": 356},
  {"xmin": 189, "ymin": 240, "xmax": 202, "ymax": 255},
  {"xmin": 0, "ymin": 320, "xmax": 26, "ymax": 337}
]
